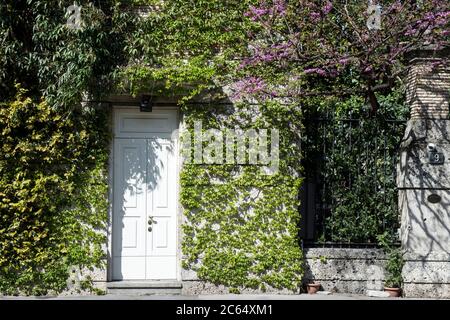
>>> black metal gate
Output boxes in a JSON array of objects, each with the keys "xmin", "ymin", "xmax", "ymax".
[{"xmin": 300, "ymin": 115, "xmax": 407, "ymax": 246}]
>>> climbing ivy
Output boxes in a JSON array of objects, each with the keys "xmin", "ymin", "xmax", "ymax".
[
  {"xmin": 180, "ymin": 101, "xmax": 304, "ymax": 292},
  {"xmin": 115, "ymin": 0, "xmax": 255, "ymax": 101},
  {"xmin": 0, "ymin": 87, "xmax": 110, "ymax": 295}
]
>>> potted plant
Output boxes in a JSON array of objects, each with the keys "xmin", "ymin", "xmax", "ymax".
[
  {"xmin": 383, "ymin": 247, "xmax": 404, "ymax": 297},
  {"xmin": 306, "ymin": 281, "xmax": 321, "ymax": 294},
  {"xmin": 377, "ymin": 232, "xmax": 405, "ymax": 297}
]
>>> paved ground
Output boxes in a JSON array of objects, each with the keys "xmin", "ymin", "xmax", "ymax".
[{"xmin": 0, "ymin": 293, "xmax": 410, "ymax": 300}]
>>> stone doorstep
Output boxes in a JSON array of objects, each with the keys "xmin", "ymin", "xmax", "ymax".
[
  {"xmin": 107, "ymin": 281, "xmax": 182, "ymax": 289},
  {"xmin": 316, "ymin": 291, "xmax": 332, "ymax": 295},
  {"xmin": 107, "ymin": 281, "xmax": 183, "ymax": 295},
  {"xmin": 366, "ymin": 290, "xmax": 391, "ymax": 298}
]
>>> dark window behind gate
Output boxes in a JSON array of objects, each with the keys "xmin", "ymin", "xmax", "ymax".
[{"xmin": 300, "ymin": 115, "xmax": 407, "ymax": 247}]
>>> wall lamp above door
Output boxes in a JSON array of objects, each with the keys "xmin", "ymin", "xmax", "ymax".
[{"xmin": 140, "ymin": 95, "xmax": 153, "ymax": 112}]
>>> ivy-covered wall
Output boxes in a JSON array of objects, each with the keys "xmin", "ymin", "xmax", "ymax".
[
  {"xmin": 179, "ymin": 100, "xmax": 304, "ymax": 293},
  {"xmin": 0, "ymin": 88, "xmax": 110, "ymax": 295}
]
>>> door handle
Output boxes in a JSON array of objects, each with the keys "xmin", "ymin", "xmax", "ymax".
[{"xmin": 148, "ymin": 216, "xmax": 156, "ymax": 232}]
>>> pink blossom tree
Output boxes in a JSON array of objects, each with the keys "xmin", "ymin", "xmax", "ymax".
[{"xmin": 235, "ymin": 0, "xmax": 449, "ymax": 112}]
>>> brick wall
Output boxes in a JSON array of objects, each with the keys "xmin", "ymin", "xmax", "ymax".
[{"xmin": 406, "ymin": 58, "xmax": 450, "ymax": 119}]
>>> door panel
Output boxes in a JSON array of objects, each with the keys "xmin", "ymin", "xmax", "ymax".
[
  {"xmin": 112, "ymin": 257, "xmax": 146, "ymax": 280},
  {"xmin": 113, "ymin": 139, "xmax": 147, "ymax": 280},
  {"xmin": 146, "ymin": 256, "xmax": 177, "ymax": 280},
  {"xmin": 114, "ymin": 109, "xmax": 177, "ymax": 139},
  {"xmin": 146, "ymin": 139, "xmax": 177, "ymax": 279}
]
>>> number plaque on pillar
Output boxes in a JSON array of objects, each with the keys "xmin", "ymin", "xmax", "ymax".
[{"xmin": 428, "ymin": 151, "xmax": 445, "ymax": 165}]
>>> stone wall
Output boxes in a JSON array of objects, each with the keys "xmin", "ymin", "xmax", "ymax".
[
  {"xmin": 62, "ymin": 266, "xmax": 108, "ymax": 296},
  {"xmin": 402, "ymin": 252, "xmax": 450, "ymax": 298},
  {"xmin": 181, "ymin": 248, "xmax": 388, "ymax": 295},
  {"xmin": 181, "ymin": 265, "xmax": 297, "ymax": 295},
  {"xmin": 303, "ymin": 248, "xmax": 386, "ymax": 294}
]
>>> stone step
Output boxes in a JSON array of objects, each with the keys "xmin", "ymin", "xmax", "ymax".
[{"xmin": 107, "ymin": 281, "xmax": 182, "ymax": 295}]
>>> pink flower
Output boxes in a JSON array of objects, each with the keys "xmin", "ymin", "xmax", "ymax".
[
  {"xmin": 338, "ymin": 57, "xmax": 350, "ymax": 65},
  {"xmin": 364, "ymin": 66, "xmax": 373, "ymax": 73},
  {"xmin": 322, "ymin": 1, "xmax": 333, "ymax": 15},
  {"xmin": 272, "ymin": 0, "xmax": 287, "ymax": 16},
  {"xmin": 304, "ymin": 68, "xmax": 327, "ymax": 76},
  {"xmin": 245, "ymin": 6, "xmax": 269, "ymax": 21},
  {"xmin": 245, "ymin": 0, "xmax": 287, "ymax": 20},
  {"xmin": 238, "ymin": 42, "xmax": 292, "ymax": 69},
  {"xmin": 232, "ymin": 77, "xmax": 267, "ymax": 98},
  {"xmin": 310, "ymin": 12, "xmax": 321, "ymax": 23},
  {"xmin": 404, "ymin": 27, "xmax": 417, "ymax": 36}
]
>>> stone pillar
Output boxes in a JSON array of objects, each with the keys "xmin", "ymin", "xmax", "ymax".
[{"xmin": 398, "ymin": 48, "xmax": 450, "ymax": 298}]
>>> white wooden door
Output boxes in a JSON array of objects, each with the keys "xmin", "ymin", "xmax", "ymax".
[{"xmin": 112, "ymin": 109, "xmax": 178, "ymax": 280}]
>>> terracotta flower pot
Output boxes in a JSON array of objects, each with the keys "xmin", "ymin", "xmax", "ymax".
[
  {"xmin": 306, "ymin": 283, "xmax": 321, "ymax": 294},
  {"xmin": 384, "ymin": 287, "xmax": 402, "ymax": 297}
]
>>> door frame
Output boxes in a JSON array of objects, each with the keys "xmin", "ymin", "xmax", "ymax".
[{"xmin": 107, "ymin": 105, "xmax": 182, "ymax": 282}]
